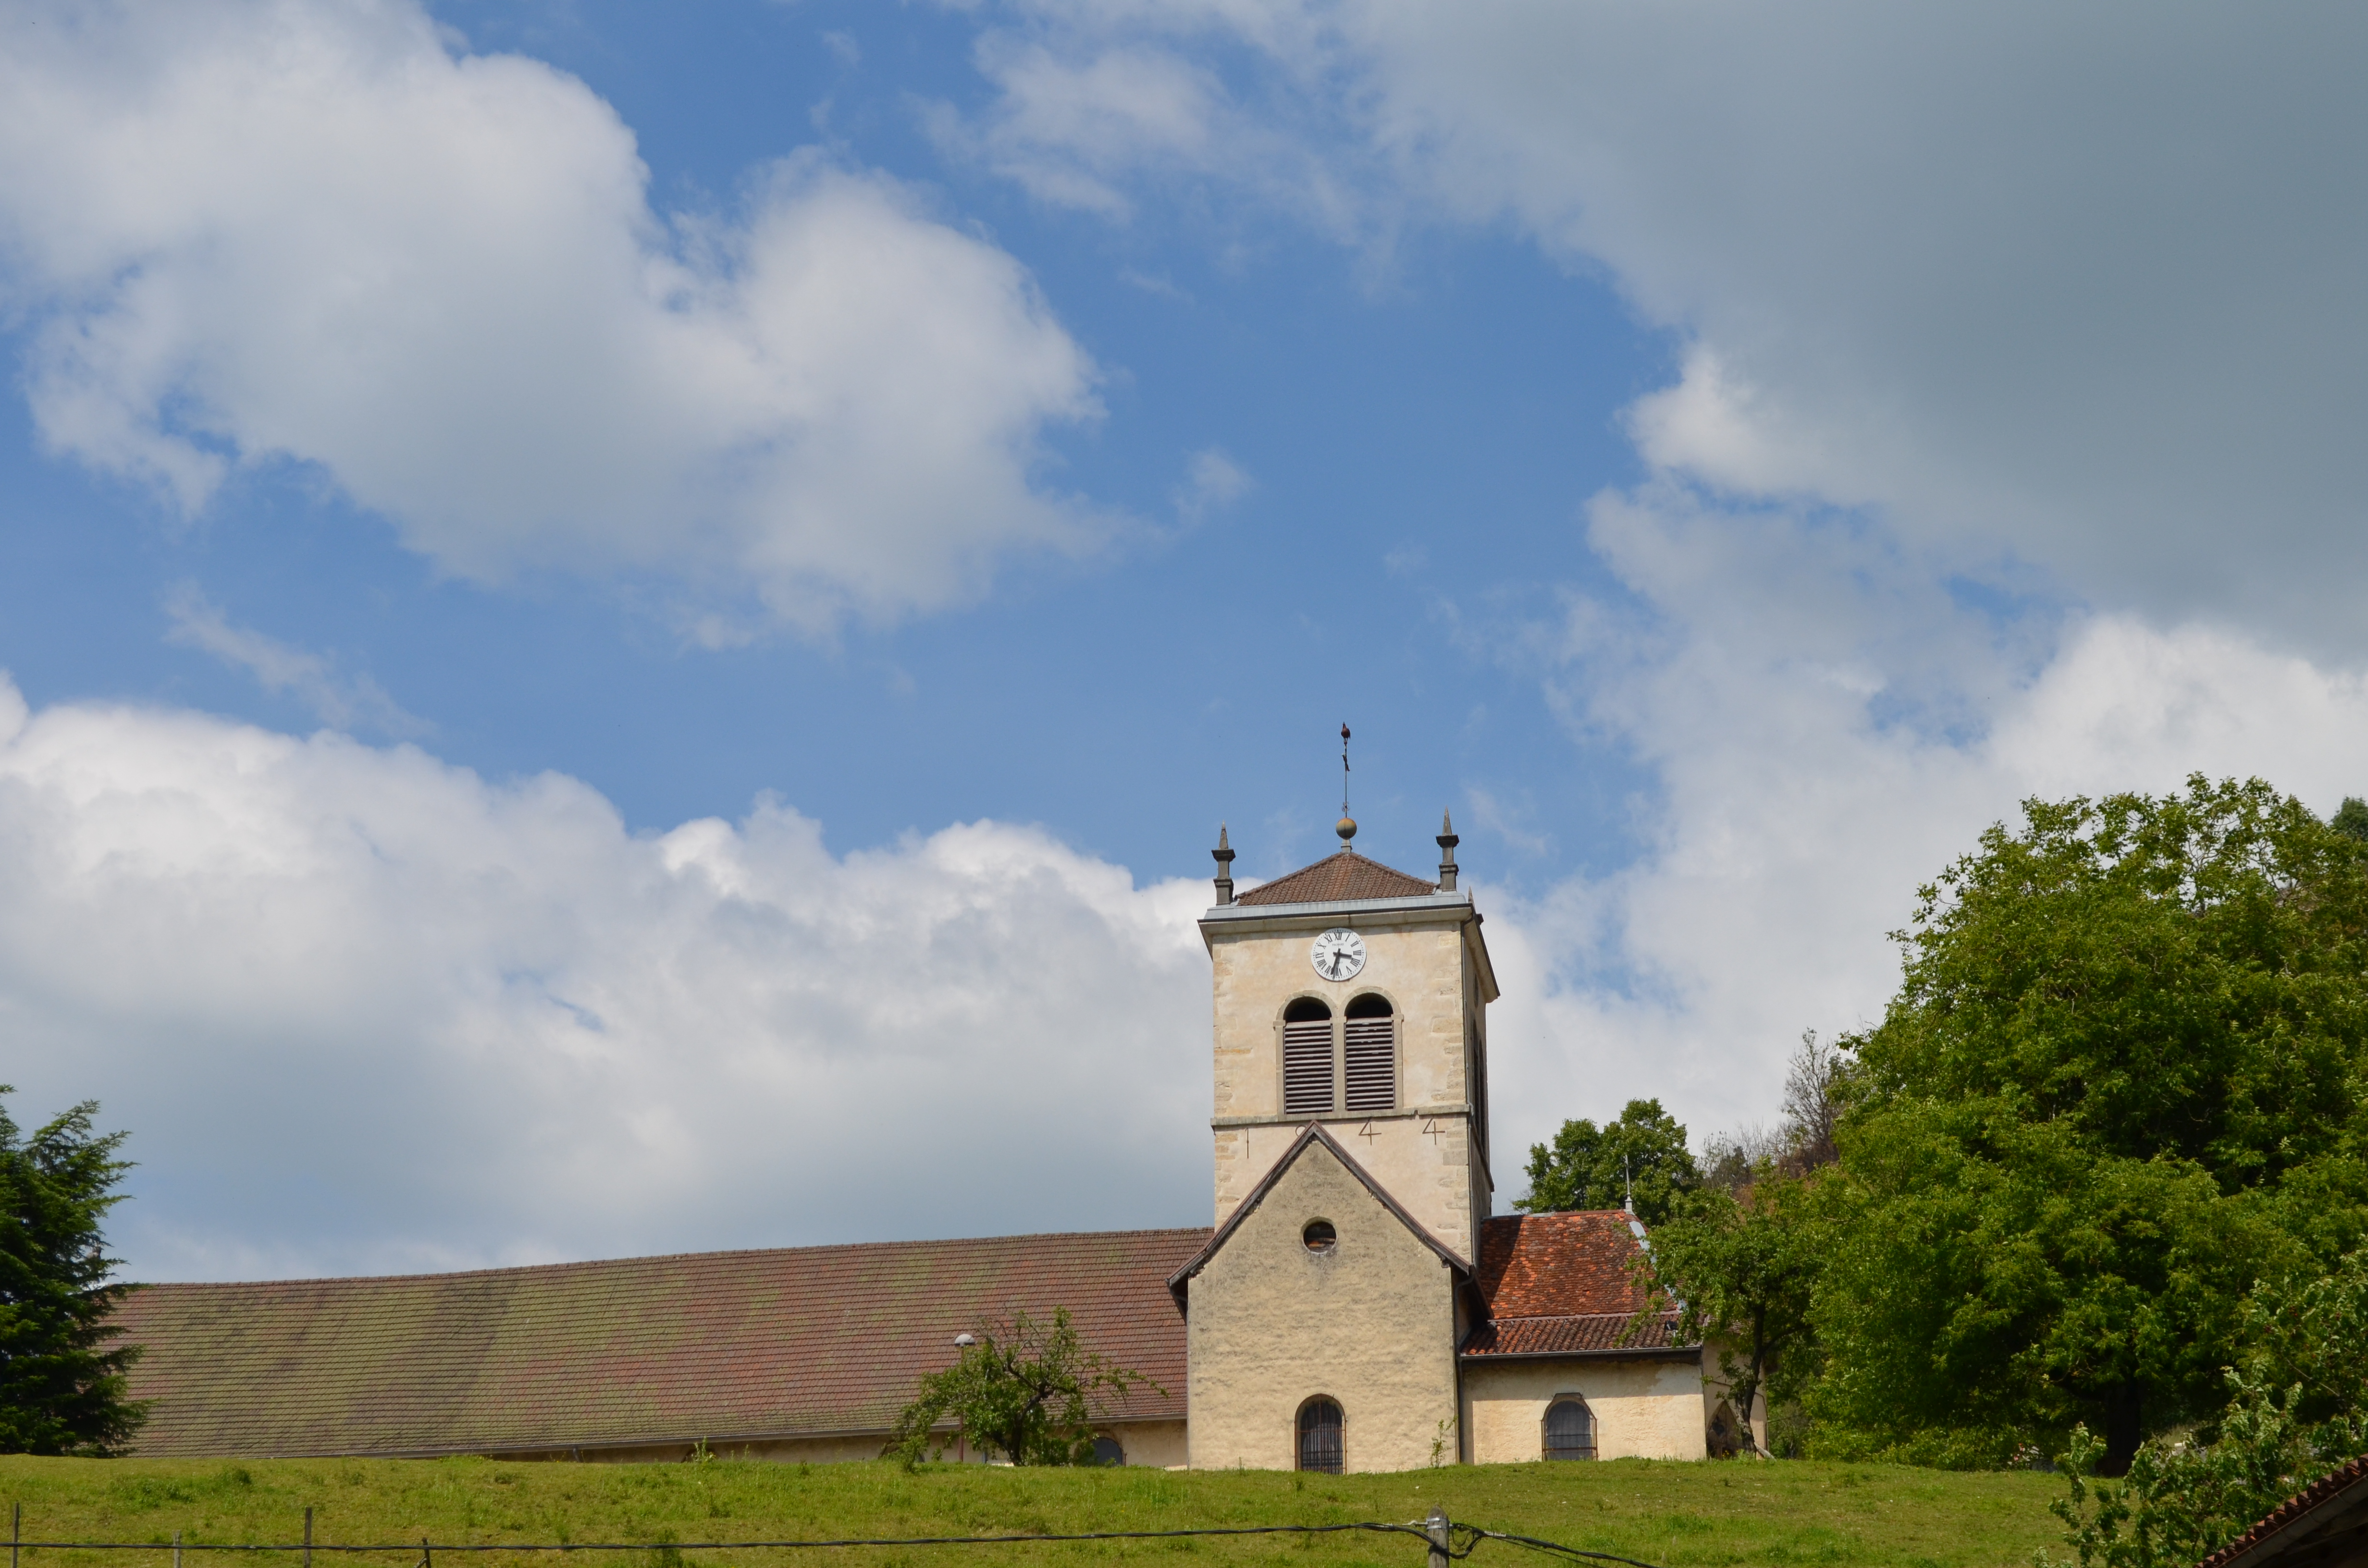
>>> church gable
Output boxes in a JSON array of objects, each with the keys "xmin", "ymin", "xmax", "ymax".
[
  {"xmin": 1170, "ymin": 1123, "xmax": 1470, "ymax": 1303},
  {"xmin": 1177, "ymin": 1126, "xmax": 1466, "ymax": 1473}
]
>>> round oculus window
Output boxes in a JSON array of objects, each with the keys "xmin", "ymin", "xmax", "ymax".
[{"xmin": 1303, "ymin": 1219, "xmax": 1338, "ymax": 1252}]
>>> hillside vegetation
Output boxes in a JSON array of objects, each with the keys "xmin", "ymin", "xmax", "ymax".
[{"xmin": 0, "ymin": 1455, "xmax": 2059, "ymax": 1568}]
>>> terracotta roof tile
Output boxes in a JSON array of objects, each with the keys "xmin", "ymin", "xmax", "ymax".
[
  {"xmin": 2196, "ymin": 1452, "xmax": 2368, "ymax": 1568},
  {"xmin": 1233, "ymin": 851, "xmax": 1438, "ymax": 906},
  {"xmin": 1460, "ymin": 1311, "xmax": 1684, "ymax": 1357},
  {"xmin": 109, "ymin": 1228, "xmax": 1207, "ymax": 1458},
  {"xmin": 1461, "ymin": 1213, "xmax": 1685, "ymax": 1360},
  {"xmin": 1474, "ymin": 1212, "xmax": 1658, "ymax": 1318}
]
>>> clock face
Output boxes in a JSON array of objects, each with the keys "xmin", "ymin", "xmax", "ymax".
[{"xmin": 1311, "ymin": 928, "xmax": 1366, "ymax": 982}]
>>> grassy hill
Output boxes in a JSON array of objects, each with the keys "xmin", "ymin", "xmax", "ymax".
[{"xmin": 0, "ymin": 1455, "xmax": 2061, "ymax": 1568}]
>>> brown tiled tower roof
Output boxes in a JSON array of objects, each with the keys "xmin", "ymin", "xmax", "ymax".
[
  {"xmin": 109, "ymin": 1228, "xmax": 1207, "ymax": 1458},
  {"xmin": 1235, "ymin": 850, "xmax": 1438, "ymax": 906},
  {"xmin": 1460, "ymin": 1212, "xmax": 1685, "ymax": 1359}
]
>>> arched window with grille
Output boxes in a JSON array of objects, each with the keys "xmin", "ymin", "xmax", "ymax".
[
  {"xmin": 1282, "ymin": 998, "xmax": 1335, "ymax": 1115},
  {"xmin": 1542, "ymin": 1396, "xmax": 1595, "ymax": 1461},
  {"xmin": 1343, "ymin": 993, "xmax": 1395, "ymax": 1112},
  {"xmin": 1297, "ymin": 1397, "xmax": 1344, "ymax": 1473}
]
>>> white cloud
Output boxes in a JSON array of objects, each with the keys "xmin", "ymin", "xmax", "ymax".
[
  {"xmin": 0, "ymin": 0, "xmax": 1105, "ymax": 633},
  {"xmin": 926, "ymin": 40, "xmax": 1221, "ymax": 219},
  {"xmin": 0, "ymin": 676, "xmax": 1211, "ymax": 1279},
  {"xmin": 1476, "ymin": 488, "xmax": 2368, "ymax": 1173},
  {"xmin": 1173, "ymin": 445, "xmax": 1250, "ymax": 523},
  {"xmin": 925, "ymin": 5, "xmax": 1369, "ymax": 243},
  {"xmin": 955, "ymin": 0, "xmax": 2368, "ymax": 645},
  {"xmin": 931, "ymin": 0, "xmax": 2368, "ymax": 1167},
  {"xmin": 15, "ymin": 589, "xmax": 2361, "ymax": 1262},
  {"xmin": 163, "ymin": 584, "xmax": 425, "ymax": 737}
]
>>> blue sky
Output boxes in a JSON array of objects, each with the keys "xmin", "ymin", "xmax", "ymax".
[
  {"xmin": 0, "ymin": 0, "xmax": 1665, "ymax": 888},
  {"xmin": 5, "ymin": 0, "xmax": 2367, "ymax": 1279}
]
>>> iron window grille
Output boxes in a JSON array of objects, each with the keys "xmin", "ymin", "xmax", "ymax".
[
  {"xmin": 1297, "ymin": 1397, "xmax": 1344, "ymax": 1473},
  {"xmin": 1543, "ymin": 1397, "xmax": 1596, "ymax": 1461}
]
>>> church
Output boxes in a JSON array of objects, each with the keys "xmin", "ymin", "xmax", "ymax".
[{"xmin": 113, "ymin": 817, "xmax": 1745, "ymax": 1471}]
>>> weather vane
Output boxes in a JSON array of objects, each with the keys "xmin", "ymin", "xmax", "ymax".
[{"xmin": 1337, "ymin": 723, "xmax": 1356, "ymax": 845}]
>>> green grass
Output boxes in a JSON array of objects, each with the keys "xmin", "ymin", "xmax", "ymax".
[{"xmin": 0, "ymin": 1455, "xmax": 2062, "ymax": 1568}]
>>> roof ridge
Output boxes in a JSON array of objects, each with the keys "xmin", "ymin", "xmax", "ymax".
[
  {"xmin": 125, "ymin": 1225, "xmax": 1218, "ymax": 1291},
  {"xmin": 1492, "ymin": 1209, "xmax": 1642, "ymax": 1222}
]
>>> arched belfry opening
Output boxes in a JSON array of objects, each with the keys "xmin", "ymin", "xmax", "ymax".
[
  {"xmin": 1282, "ymin": 998, "xmax": 1334, "ymax": 1116},
  {"xmin": 1343, "ymin": 994, "xmax": 1394, "ymax": 1112}
]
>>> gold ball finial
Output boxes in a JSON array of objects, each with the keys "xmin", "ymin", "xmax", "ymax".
[{"xmin": 1336, "ymin": 815, "xmax": 1357, "ymax": 844}]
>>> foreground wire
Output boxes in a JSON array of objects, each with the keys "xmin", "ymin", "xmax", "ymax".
[
  {"xmin": 1466, "ymin": 1525, "xmax": 1665, "ymax": 1568},
  {"xmin": 16, "ymin": 1519, "xmax": 1658, "ymax": 1567},
  {"xmin": 25, "ymin": 1523, "xmax": 1428, "ymax": 1553}
]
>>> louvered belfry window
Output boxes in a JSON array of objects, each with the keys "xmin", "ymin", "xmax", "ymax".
[
  {"xmin": 1297, "ymin": 1397, "xmax": 1344, "ymax": 1473},
  {"xmin": 1343, "ymin": 993, "xmax": 1395, "ymax": 1112},
  {"xmin": 1282, "ymin": 998, "xmax": 1336, "ymax": 1115}
]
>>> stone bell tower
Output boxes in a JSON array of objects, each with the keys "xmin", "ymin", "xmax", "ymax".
[{"xmin": 1196, "ymin": 811, "xmax": 1498, "ymax": 1260}]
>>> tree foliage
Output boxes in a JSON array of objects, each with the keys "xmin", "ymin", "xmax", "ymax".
[
  {"xmin": 2041, "ymin": 1249, "xmax": 2368, "ymax": 1568},
  {"xmin": 1641, "ymin": 1173, "xmax": 1824, "ymax": 1456},
  {"xmin": 1811, "ymin": 777, "xmax": 2368, "ymax": 1471},
  {"xmin": 1518, "ymin": 1098, "xmax": 1698, "ymax": 1225},
  {"xmin": 0, "ymin": 1090, "xmax": 146, "ymax": 1456},
  {"xmin": 886, "ymin": 1308, "xmax": 1156, "ymax": 1469}
]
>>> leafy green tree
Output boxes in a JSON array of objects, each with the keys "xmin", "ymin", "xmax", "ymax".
[
  {"xmin": 886, "ymin": 1308, "xmax": 1157, "ymax": 1469},
  {"xmin": 1812, "ymin": 1108, "xmax": 2285, "ymax": 1469},
  {"xmin": 2331, "ymin": 796, "xmax": 2368, "ymax": 843},
  {"xmin": 2242, "ymin": 1244, "xmax": 2368, "ymax": 1430},
  {"xmin": 1518, "ymin": 1098, "xmax": 1698, "ymax": 1224},
  {"xmin": 2040, "ymin": 1249, "xmax": 2368, "ymax": 1568},
  {"xmin": 1640, "ymin": 1172, "xmax": 1825, "ymax": 1455},
  {"xmin": 1814, "ymin": 777, "xmax": 2368, "ymax": 1471},
  {"xmin": 2040, "ymin": 1379, "xmax": 2313, "ymax": 1568},
  {"xmin": 0, "ymin": 1090, "xmax": 146, "ymax": 1456}
]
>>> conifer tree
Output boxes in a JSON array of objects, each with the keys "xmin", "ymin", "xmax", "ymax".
[{"xmin": 0, "ymin": 1089, "xmax": 146, "ymax": 1455}]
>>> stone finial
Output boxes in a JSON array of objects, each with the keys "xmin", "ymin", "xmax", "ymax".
[
  {"xmin": 1335, "ymin": 815, "xmax": 1357, "ymax": 846},
  {"xmin": 1212, "ymin": 823, "xmax": 1236, "ymax": 905},
  {"xmin": 1437, "ymin": 808, "xmax": 1460, "ymax": 892}
]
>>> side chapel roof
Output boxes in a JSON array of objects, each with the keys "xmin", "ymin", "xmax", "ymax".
[
  {"xmin": 1460, "ymin": 1211, "xmax": 1686, "ymax": 1358},
  {"xmin": 1234, "ymin": 850, "xmax": 1439, "ymax": 906},
  {"xmin": 109, "ymin": 1228, "xmax": 1207, "ymax": 1459}
]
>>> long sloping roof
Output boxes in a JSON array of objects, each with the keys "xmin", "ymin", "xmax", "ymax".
[
  {"xmin": 1462, "ymin": 1212, "xmax": 1684, "ymax": 1360},
  {"xmin": 111, "ymin": 1228, "xmax": 1207, "ymax": 1458},
  {"xmin": 1234, "ymin": 850, "xmax": 1438, "ymax": 906}
]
